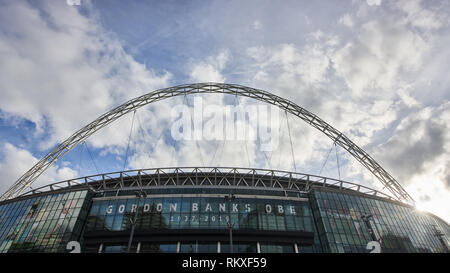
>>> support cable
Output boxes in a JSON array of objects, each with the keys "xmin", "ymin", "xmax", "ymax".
[
  {"xmin": 250, "ymin": 100, "xmax": 271, "ymax": 169},
  {"xmin": 215, "ymin": 95, "xmax": 229, "ymax": 168},
  {"xmin": 285, "ymin": 111, "xmax": 297, "ymax": 172},
  {"xmin": 185, "ymin": 94, "xmax": 205, "ymax": 166},
  {"xmin": 217, "ymin": 129, "xmax": 227, "ymax": 167},
  {"xmin": 135, "ymin": 110, "xmax": 145, "ymax": 151},
  {"xmin": 335, "ymin": 143, "xmax": 341, "ymax": 180},
  {"xmin": 262, "ymin": 151, "xmax": 272, "ymax": 169},
  {"xmin": 135, "ymin": 110, "xmax": 152, "ymax": 168},
  {"xmin": 77, "ymin": 142, "xmax": 84, "ymax": 176},
  {"xmin": 169, "ymin": 95, "xmax": 187, "ymax": 166},
  {"xmin": 319, "ymin": 142, "xmax": 334, "ymax": 176},
  {"xmin": 137, "ymin": 107, "xmax": 170, "ymax": 169},
  {"xmin": 208, "ymin": 98, "xmax": 221, "ymax": 166},
  {"xmin": 266, "ymin": 146, "xmax": 275, "ymax": 169},
  {"xmin": 169, "ymin": 131, "xmax": 176, "ymax": 167},
  {"xmin": 235, "ymin": 95, "xmax": 251, "ymax": 168},
  {"xmin": 209, "ymin": 140, "xmax": 220, "ymax": 166},
  {"xmin": 256, "ymin": 103, "xmax": 282, "ymax": 170},
  {"xmin": 276, "ymin": 112, "xmax": 287, "ymax": 170},
  {"xmin": 84, "ymin": 141, "xmax": 99, "ymax": 174},
  {"xmin": 123, "ymin": 110, "xmax": 136, "ymax": 170},
  {"xmin": 257, "ymin": 131, "xmax": 272, "ymax": 169}
]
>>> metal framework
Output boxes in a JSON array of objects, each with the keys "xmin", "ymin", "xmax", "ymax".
[
  {"xmin": 15, "ymin": 167, "xmax": 398, "ymax": 202},
  {"xmin": 0, "ymin": 83, "xmax": 414, "ymax": 204}
]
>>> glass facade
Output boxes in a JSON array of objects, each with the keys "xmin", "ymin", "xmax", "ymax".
[
  {"xmin": 0, "ymin": 190, "xmax": 91, "ymax": 253},
  {"xmin": 310, "ymin": 189, "xmax": 450, "ymax": 253},
  {"xmin": 0, "ymin": 186, "xmax": 448, "ymax": 253},
  {"xmin": 140, "ymin": 242, "xmax": 177, "ymax": 253},
  {"xmin": 260, "ymin": 242, "xmax": 295, "ymax": 253},
  {"xmin": 220, "ymin": 242, "xmax": 257, "ymax": 253},
  {"xmin": 180, "ymin": 242, "xmax": 218, "ymax": 253}
]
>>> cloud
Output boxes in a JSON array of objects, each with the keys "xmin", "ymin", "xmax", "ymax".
[
  {"xmin": 126, "ymin": 93, "xmax": 265, "ymax": 170},
  {"xmin": 252, "ymin": 20, "xmax": 262, "ymax": 30},
  {"xmin": 338, "ymin": 14, "xmax": 354, "ymax": 28},
  {"xmin": 0, "ymin": 143, "xmax": 77, "ymax": 195},
  {"xmin": 232, "ymin": 1, "xmax": 450, "ymax": 223},
  {"xmin": 442, "ymin": 163, "xmax": 450, "ymax": 190},
  {"xmin": 0, "ymin": 1, "xmax": 171, "ymax": 151},
  {"xmin": 395, "ymin": 0, "xmax": 444, "ymax": 30},
  {"xmin": 366, "ymin": 0, "xmax": 382, "ymax": 6},
  {"xmin": 189, "ymin": 51, "xmax": 230, "ymax": 83},
  {"xmin": 405, "ymin": 164, "xmax": 450, "ymax": 224},
  {"xmin": 332, "ymin": 19, "xmax": 427, "ymax": 95},
  {"xmin": 244, "ymin": 34, "xmax": 403, "ymax": 148},
  {"xmin": 374, "ymin": 103, "xmax": 450, "ymax": 184},
  {"xmin": 246, "ymin": 41, "xmax": 332, "ymax": 98},
  {"xmin": 0, "ymin": 0, "xmax": 173, "ymax": 192}
]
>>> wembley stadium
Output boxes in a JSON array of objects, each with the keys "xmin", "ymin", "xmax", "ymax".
[{"xmin": 0, "ymin": 83, "xmax": 448, "ymax": 253}]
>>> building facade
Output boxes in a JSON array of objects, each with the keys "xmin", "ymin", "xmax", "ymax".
[{"xmin": 0, "ymin": 168, "xmax": 448, "ymax": 253}]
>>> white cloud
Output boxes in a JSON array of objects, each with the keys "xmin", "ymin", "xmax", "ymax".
[
  {"xmin": 0, "ymin": 1, "xmax": 171, "ymax": 151},
  {"xmin": 126, "ymin": 94, "xmax": 264, "ymax": 170},
  {"xmin": 189, "ymin": 51, "xmax": 230, "ymax": 82},
  {"xmin": 253, "ymin": 20, "xmax": 262, "ymax": 30},
  {"xmin": 246, "ymin": 42, "xmax": 331, "ymax": 95},
  {"xmin": 338, "ymin": 14, "xmax": 354, "ymax": 28},
  {"xmin": 239, "ymin": 1, "xmax": 449, "ymax": 223},
  {"xmin": 397, "ymin": 86, "xmax": 420, "ymax": 107},
  {"xmin": 244, "ymin": 35, "xmax": 401, "ymax": 148},
  {"xmin": 0, "ymin": 0, "xmax": 173, "ymax": 193},
  {"xmin": 332, "ymin": 20, "xmax": 427, "ymax": 95},
  {"xmin": 0, "ymin": 143, "xmax": 78, "ymax": 195},
  {"xmin": 396, "ymin": 0, "xmax": 444, "ymax": 30},
  {"xmin": 366, "ymin": 0, "xmax": 382, "ymax": 6}
]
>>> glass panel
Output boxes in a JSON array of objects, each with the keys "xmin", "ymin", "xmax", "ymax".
[
  {"xmin": 0, "ymin": 191, "xmax": 90, "ymax": 253},
  {"xmin": 260, "ymin": 242, "xmax": 295, "ymax": 253}
]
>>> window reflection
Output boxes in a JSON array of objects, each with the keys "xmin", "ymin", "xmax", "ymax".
[
  {"xmin": 311, "ymin": 189, "xmax": 448, "ymax": 253},
  {"xmin": 0, "ymin": 190, "xmax": 90, "ymax": 253},
  {"xmin": 0, "ymin": 187, "xmax": 448, "ymax": 253}
]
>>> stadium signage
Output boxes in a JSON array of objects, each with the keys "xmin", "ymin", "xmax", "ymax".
[{"xmin": 105, "ymin": 201, "xmax": 297, "ymax": 215}]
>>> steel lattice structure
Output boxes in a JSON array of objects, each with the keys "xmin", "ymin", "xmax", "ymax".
[
  {"xmin": 13, "ymin": 167, "xmax": 398, "ymax": 202},
  {"xmin": 0, "ymin": 83, "xmax": 415, "ymax": 204}
]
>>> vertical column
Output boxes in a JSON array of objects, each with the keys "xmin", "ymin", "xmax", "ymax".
[
  {"xmin": 256, "ymin": 242, "xmax": 261, "ymax": 253},
  {"xmin": 137, "ymin": 242, "xmax": 141, "ymax": 253},
  {"xmin": 217, "ymin": 241, "xmax": 221, "ymax": 253},
  {"xmin": 98, "ymin": 243, "xmax": 103, "ymax": 253},
  {"xmin": 177, "ymin": 241, "xmax": 181, "ymax": 253},
  {"xmin": 294, "ymin": 243, "xmax": 299, "ymax": 253}
]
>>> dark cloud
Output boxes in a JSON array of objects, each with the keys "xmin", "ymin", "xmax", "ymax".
[
  {"xmin": 376, "ymin": 117, "xmax": 446, "ymax": 184},
  {"xmin": 441, "ymin": 163, "xmax": 450, "ymax": 189}
]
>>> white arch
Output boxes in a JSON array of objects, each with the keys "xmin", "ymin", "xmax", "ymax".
[{"xmin": 0, "ymin": 83, "xmax": 415, "ymax": 204}]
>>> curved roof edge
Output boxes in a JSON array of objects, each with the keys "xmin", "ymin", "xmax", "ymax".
[{"xmin": 8, "ymin": 167, "xmax": 396, "ymax": 201}]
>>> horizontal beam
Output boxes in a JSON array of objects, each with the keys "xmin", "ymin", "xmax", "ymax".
[{"xmin": 12, "ymin": 167, "xmax": 397, "ymax": 203}]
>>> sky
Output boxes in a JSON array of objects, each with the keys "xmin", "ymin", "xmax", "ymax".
[{"xmin": 0, "ymin": 0, "xmax": 449, "ymax": 222}]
